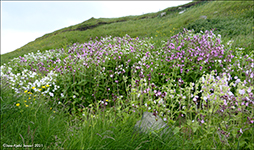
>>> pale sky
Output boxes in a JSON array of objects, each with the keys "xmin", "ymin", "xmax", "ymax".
[{"xmin": 1, "ymin": 1, "xmax": 191, "ymax": 55}]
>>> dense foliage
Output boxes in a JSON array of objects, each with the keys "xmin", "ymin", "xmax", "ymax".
[{"xmin": 1, "ymin": 28, "xmax": 253, "ymax": 149}]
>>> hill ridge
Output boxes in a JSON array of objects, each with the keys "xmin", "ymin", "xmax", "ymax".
[{"xmin": 1, "ymin": 0, "xmax": 253, "ymax": 65}]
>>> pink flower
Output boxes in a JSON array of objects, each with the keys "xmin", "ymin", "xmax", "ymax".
[{"xmin": 235, "ymin": 79, "xmax": 241, "ymax": 84}]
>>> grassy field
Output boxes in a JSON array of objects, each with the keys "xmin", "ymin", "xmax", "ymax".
[
  {"xmin": 1, "ymin": 0, "xmax": 253, "ymax": 64},
  {"xmin": 1, "ymin": 1, "xmax": 254, "ymax": 149}
]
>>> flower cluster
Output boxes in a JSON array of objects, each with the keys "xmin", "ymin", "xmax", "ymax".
[
  {"xmin": 1, "ymin": 60, "xmax": 60, "ymax": 98},
  {"xmin": 1, "ymin": 30, "xmax": 253, "ymax": 148}
]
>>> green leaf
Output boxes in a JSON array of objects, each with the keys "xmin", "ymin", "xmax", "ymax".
[
  {"xmin": 192, "ymin": 122, "xmax": 199, "ymax": 133},
  {"xmin": 187, "ymin": 120, "xmax": 192, "ymax": 126},
  {"xmin": 117, "ymin": 106, "xmax": 122, "ymax": 111},
  {"xmin": 79, "ymin": 72, "xmax": 88, "ymax": 77},
  {"xmin": 193, "ymin": 139, "xmax": 201, "ymax": 145},
  {"xmin": 77, "ymin": 80, "xmax": 87, "ymax": 85},
  {"xmin": 173, "ymin": 127, "xmax": 180, "ymax": 134},
  {"xmin": 239, "ymin": 140, "xmax": 247, "ymax": 148}
]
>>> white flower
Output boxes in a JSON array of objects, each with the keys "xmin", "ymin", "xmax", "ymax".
[
  {"xmin": 228, "ymin": 91, "xmax": 234, "ymax": 96},
  {"xmin": 203, "ymin": 96, "xmax": 207, "ymax": 101},
  {"xmin": 239, "ymin": 89, "xmax": 245, "ymax": 95},
  {"xmin": 193, "ymin": 97, "xmax": 197, "ymax": 102},
  {"xmin": 201, "ymin": 77, "xmax": 205, "ymax": 83},
  {"xmin": 61, "ymin": 93, "xmax": 64, "ymax": 97},
  {"xmin": 49, "ymin": 92, "xmax": 54, "ymax": 97},
  {"xmin": 137, "ymin": 93, "xmax": 140, "ymax": 98},
  {"xmin": 219, "ymin": 85, "xmax": 222, "ymax": 90},
  {"xmin": 240, "ymin": 128, "xmax": 243, "ymax": 134},
  {"xmin": 73, "ymin": 95, "xmax": 76, "ymax": 98},
  {"xmin": 250, "ymin": 73, "xmax": 253, "ymax": 78},
  {"xmin": 247, "ymin": 87, "xmax": 252, "ymax": 93}
]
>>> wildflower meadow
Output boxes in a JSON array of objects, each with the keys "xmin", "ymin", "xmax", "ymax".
[{"xmin": 1, "ymin": 27, "xmax": 253, "ymax": 149}]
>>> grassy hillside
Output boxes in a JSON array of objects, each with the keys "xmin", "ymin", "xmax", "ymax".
[
  {"xmin": 1, "ymin": 1, "xmax": 254, "ymax": 149},
  {"xmin": 1, "ymin": 0, "xmax": 253, "ymax": 65}
]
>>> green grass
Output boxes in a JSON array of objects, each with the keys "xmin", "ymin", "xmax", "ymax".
[
  {"xmin": 2, "ymin": 1, "xmax": 253, "ymax": 64},
  {"xmin": 0, "ymin": 77, "xmax": 186, "ymax": 149},
  {"xmin": 1, "ymin": 1, "xmax": 254, "ymax": 149}
]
